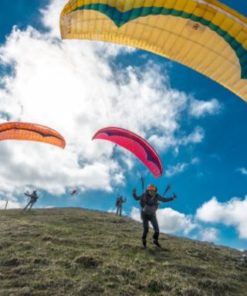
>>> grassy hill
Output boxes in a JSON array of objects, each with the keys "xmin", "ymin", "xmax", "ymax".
[{"xmin": 0, "ymin": 208, "xmax": 246, "ymax": 296}]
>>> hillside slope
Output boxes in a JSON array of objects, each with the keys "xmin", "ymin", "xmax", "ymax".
[{"xmin": 0, "ymin": 208, "xmax": 246, "ymax": 296}]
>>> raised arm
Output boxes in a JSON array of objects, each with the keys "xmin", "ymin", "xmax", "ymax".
[
  {"xmin": 24, "ymin": 192, "xmax": 31, "ymax": 197},
  {"xmin": 132, "ymin": 188, "xmax": 141, "ymax": 201},
  {"xmin": 157, "ymin": 193, "xmax": 176, "ymax": 203}
]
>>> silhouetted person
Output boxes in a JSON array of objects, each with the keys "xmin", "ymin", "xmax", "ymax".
[
  {"xmin": 115, "ymin": 196, "xmax": 126, "ymax": 216},
  {"xmin": 132, "ymin": 184, "xmax": 176, "ymax": 248},
  {"xmin": 23, "ymin": 190, "xmax": 39, "ymax": 211}
]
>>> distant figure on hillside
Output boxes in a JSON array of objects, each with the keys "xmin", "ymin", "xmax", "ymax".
[
  {"xmin": 115, "ymin": 195, "xmax": 126, "ymax": 216},
  {"xmin": 23, "ymin": 190, "xmax": 39, "ymax": 211},
  {"xmin": 132, "ymin": 184, "xmax": 176, "ymax": 248}
]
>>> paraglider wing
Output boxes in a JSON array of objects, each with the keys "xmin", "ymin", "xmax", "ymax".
[
  {"xmin": 92, "ymin": 127, "xmax": 163, "ymax": 177},
  {"xmin": 70, "ymin": 189, "xmax": 78, "ymax": 196},
  {"xmin": 60, "ymin": 0, "xmax": 247, "ymax": 102},
  {"xmin": 0, "ymin": 122, "xmax": 66, "ymax": 148}
]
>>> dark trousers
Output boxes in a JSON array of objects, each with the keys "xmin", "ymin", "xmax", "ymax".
[
  {"xmin": 116, "ymin": 206, "xmax": 122, "ymax": 216},
  {"xmin": 23, "ymin": 201, "xmax": 35, "ymax": 211},
  {"xmin": 141, "ymin": 212, "xmax": 159, "ymax": 241}
]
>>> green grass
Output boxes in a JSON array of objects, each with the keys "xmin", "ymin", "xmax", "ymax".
[{"xmin": 0, "ymin": 208, "xmax": 246, "ymax": 295}]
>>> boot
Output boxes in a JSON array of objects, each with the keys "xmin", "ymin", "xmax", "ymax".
[
  {"xmin": 153, "ymin": 239, "xmax": 161, "ymax": 248},
  {"xmin": 142, "ymin": 239, "xmax": 147, "ymax": 248}
]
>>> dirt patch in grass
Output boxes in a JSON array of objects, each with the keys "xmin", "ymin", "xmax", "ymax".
[
  {"xmin": 74, "ymin": 255, "xmax": 102, "ymax": 268},
  {"xmin": 0, "ymin": 258, "xmax": 21, "ymax": 267},
  {"xmin": 77, "ymin": 282, "xmax": 104, "ymax": 296},
  {"xmin": 198, "ymin": 278, "xmax": 233, "ymax": 295}
]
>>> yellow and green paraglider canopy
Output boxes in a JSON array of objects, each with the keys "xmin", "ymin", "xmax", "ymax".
[{"xmin": 60, "ymin": 0, "xmax": 247, "ymax": 102}]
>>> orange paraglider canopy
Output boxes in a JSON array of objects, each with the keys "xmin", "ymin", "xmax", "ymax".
[{"xmin": 0, "ymin": 122, "xmax": 66, "ymax": 148}]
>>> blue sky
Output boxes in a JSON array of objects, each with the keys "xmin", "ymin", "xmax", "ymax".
[{"xmin": 0, "ymin": 0, "xmax": 246, "ymax": 250}]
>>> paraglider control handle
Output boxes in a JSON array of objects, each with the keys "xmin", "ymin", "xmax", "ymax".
[{"xmin": 172, "ymin": 193, "xmax": 177, "ymax": 200}]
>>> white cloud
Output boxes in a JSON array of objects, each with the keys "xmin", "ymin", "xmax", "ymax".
[
  {"xmin": 189, "ymin": 98, "xmax": 222, "ymax": 118},
  {"xmin": 41, "ymin": 0, "xmax": 65, "ymax": 37},
  {"xmin": 237, "ymin": 167, "xmax": 247, "ymax": 175},
  {"xmin": 196, "ymin": 196, "xmax": 247, "ymax": 239},
  {"xmin": 0, "ymin": 195, "xmax": 22, "ymax": 209},
  {"xmin": 149, "ymin": 126, "xmax": 204, "ymax": 152},
  {"xmin": 149, "ymin": 127, "xmax": 204, "ymax": 154},
  {"xmin": 130, "ymin": 207, "xmax": 142, "ymax": 222},
  {"xmin": 165, "ymin": 162, "xmax": 188, "ymax": 177},
  {"xmin": 165, "ymin": 157, "xmax": 199, "ymax": 177},
  {"xmin": 130, "ymin": 207, "xmax": 196, "ymax": 235},
  {"xmin": 179, "ymin": 127, "xmax": 204, "ymax": 145},
  {"xmin": 200, "ymin": 227, "xmax": 218, "ymax": 242},
  {"xmin": 157, "ymin": 208, "xmax": 196, "ymax": 234},
  {"xmin": 0, "ymin": 0, "xmax": 210, "ymax": 196}
]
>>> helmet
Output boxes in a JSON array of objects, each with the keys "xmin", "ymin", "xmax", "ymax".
[{"xmin": 147, "ymin": 184, "xmax": 157, "ymax": 192}]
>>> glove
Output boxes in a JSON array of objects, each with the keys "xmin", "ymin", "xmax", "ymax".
[{"xmin": 172, "ymin": 194, "xmax": 177, "ymax": 200}]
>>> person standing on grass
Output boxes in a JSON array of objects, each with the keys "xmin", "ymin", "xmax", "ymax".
[
  {"xmin": 132, "ymin": 184, "xmax": 176, "ymax": 248},
  {"xmin": 23, "ymin": 190, "xmax": 39, "ymax": 211},
  {"xmin": 115, "ymin": 195, "xmax": 126, "ymax": 216}
]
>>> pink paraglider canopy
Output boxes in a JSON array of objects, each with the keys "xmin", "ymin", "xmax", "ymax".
[{"xmin": 92, "ymin": 127, "xmax": 163, "ymax": 178}]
